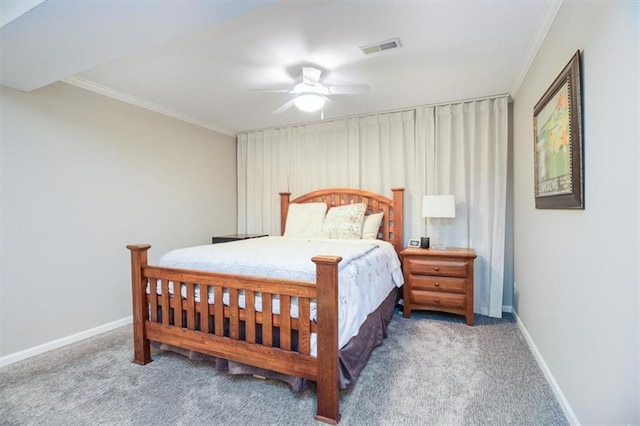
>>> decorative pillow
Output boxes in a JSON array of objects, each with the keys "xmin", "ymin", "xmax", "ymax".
[
  {"xmin": 361, "ymin": 212, "xmax": 384, "ymax": 239},
  {"xmin": 321, "ymin": 203, "xmax": 367, "ymax": 239},
  {"xmin": 283, "ymin": 202, "xmax": 328, "ymax": 237}
]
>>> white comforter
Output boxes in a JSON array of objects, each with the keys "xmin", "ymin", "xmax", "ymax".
[{"xmin": 155, "ymin": 236, "xmax": 404, "ymax": 355}]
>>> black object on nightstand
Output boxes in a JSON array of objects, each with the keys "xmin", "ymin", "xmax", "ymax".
[{"xmin": 211, "ymin": 234, "xmax": 268, "ymax": 244}]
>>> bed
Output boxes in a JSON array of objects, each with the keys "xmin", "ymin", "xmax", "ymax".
[{"xmin": 127, "ymin": 187, "xmax": 404, "ymax": 424}]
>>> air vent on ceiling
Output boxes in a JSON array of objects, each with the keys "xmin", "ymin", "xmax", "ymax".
[{"xmin": 359, "ymin": 38, "xmax": 402, "ymax": 55}]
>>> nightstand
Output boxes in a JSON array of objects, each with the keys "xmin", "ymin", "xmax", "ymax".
[
  {"xmin": 212, "ymin": 234, "xmax": 268, "ymax": 244},
  {"xmin": 400, "ymin": 247, "xmax": 477, "ymax": 325}
]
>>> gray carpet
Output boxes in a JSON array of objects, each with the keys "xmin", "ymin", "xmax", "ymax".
[{"xmin": 0, "ymin": 310, "xmax": 567, "ymax": 425}]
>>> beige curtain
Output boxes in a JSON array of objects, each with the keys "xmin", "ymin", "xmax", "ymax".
[
  {"xmin": 237, "ymin": 96, "xmax": 508, "ymax": 317},
  {"xmin": 417, "ymin": 97, "xmax": 509, "ymax": 317}
]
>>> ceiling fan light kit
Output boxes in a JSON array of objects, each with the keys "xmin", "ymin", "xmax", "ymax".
[
  {"xmin": 254, "ymin": 66, "xmax": 369, "ymax": 115},
  {"xmin": 294, "ymin": 93, "xmax": 325, "ymax": 112}
]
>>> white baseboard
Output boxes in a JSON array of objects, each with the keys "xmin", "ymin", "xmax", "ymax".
[
  {"xmin": 512, "ymin": 311, "xmax": 580, "ymax": 425},
  {"xmin": 0, "ymin": 316, "xmax": 132, "ymax": 368}
]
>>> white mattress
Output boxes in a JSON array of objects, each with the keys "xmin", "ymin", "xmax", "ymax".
[{"xmin": 153, "ymin": 237, "xmax": 404, "ymax": 355}]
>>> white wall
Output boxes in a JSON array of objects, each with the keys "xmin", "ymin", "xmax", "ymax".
[
  {"xmin": 513, "ymin": 2, "xmax": 639, "ymax": 424},
  {"xmin": 1, "ymin": 82, "xmax": 237, "ymax": 357}
]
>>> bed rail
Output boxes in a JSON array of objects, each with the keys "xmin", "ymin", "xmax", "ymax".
[{"xmin": 127, "ymin": 244, "xmax": 342, "ymax": 424}]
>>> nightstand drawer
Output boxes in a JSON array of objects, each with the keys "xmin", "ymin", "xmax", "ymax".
[
  {"xmin": 409, "ymin": 275, "xmax": 466, "ymax": 294},
  {"xmin": 405, "ymin": 258, "xmax": 468, "ymax": 277},
  {"xmin": 410, "ymin": 290, "xmax": 466, "ymax": 309}
]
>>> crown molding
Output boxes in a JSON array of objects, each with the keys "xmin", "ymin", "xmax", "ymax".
[
  {"xmin": 510, "ymin": 0, "xmax": 564, "ymax": 98},
  {"xmin": 63, "ymin": 76, "xmax": 235, "ymax": 137}
]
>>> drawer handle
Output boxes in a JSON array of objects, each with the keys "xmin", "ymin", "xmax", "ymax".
[
  {"xmin": 435, "ymin": 298, "xmax": 440, "ymax": 303},
  {"xmin": 435, "ymin": 282, "xmax": 440, "ymax": 287},
  {"xmin": 434, "ymin": 266, "xmax": 440, "ymax": 271}
]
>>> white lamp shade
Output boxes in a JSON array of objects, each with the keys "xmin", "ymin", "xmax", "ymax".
[
  {"xmin": 294, "ymin": 93, "xmax": 325, "ymax": 112},
  {"xmin": 422, "ymin": 195, "xmax": 456, "ymax": 218}
]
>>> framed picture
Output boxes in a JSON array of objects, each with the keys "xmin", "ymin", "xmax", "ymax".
[{"xmin": 534, "ymin": 50, "xmax": 584, "ymax": 209}]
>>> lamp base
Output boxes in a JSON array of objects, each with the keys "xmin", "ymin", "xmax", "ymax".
[{"xmin": 432, "ymin": 230, "xmax": 446, "ymax": 250}]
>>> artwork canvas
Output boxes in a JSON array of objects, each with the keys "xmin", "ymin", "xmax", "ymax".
[
  {"xmin": 535, "ymin": 80, "xmax": 571, "ymax": 196},
  {"xmin": 534, "ymin": 51, "xmax": 584, "ymax": 209}
]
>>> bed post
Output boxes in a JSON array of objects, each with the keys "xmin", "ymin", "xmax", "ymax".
[
  {"xmin": 391, "ymin": 188, "xmax": 405, "ymax": 253},
  {"xmin": 127, "ymin": 244, "xmax": 152, "ymax": 365},
  {"xmin": 279, "ymin": 192, "xmax": 291, "ymax": 236},
  {"xmin": 312, "ymin": 255, "xmax": 342, "ymax": 425}
]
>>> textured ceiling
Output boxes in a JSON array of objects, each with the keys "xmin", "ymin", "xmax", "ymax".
[{"xmin": 1, "ymin": 0, "xmax": 560, "ymax": 135}]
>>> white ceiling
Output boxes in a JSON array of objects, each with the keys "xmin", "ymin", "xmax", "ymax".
[{"xmin": 1, "ymin": 0, "xmax": 561, "ymax": 135}]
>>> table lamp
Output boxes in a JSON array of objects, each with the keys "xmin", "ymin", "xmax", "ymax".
[{"xmin": 422, "ymin": 195, "xmax": 456, "ymax": 250}]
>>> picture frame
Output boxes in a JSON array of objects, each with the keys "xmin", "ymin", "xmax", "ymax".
[
  {"xmin": 408, "ymin": 238, "xmax": 420, "ymax": 248},
  {"xmin": 533, "ymin": 50, "xmax": 584, "ymax": 209}
]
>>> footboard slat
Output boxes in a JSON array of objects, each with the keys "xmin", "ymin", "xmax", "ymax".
[
  {"xmin": 172, "ymin": 285, "xmax": 182, "ymax": 327},
  {"xmin": 161, "ymin": 279, "xmax": 170, "ymax": 326},
  {"xmin": 229, "ymin": 288, "xmax": 239, "ymax": 339},
  {"xmin": 245, "ymin": 290, "xmax": 256, "ymax": 343},
  {"xmin": 200, "ymin": 284, "xmax": 210, "ymax": 334},
  {"xmin": 299, "ymin": 298, "xmax": 311, "ymax": 355},
  {"xmin": 149, "ymin": 282, "xmax": 158, "ymax": 322},
  {"xmin": 214, "ymin": 287, "xmax": 223, "ymax": 336},
  {"xmin": 280, "ymin": 295, "xmax": 291, "ymax": 351},
  {"xmin": 263, "ymin": 293, "xmax": 273, "ymax": 347},
  {"xmin": 186, "ymin": 283, "xmax": 196, "ymax": 330}
]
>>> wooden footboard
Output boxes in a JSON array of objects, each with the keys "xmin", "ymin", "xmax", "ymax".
[{"xmin": 127, "ymin": 244, "xmax": 342, "ymax": 424}]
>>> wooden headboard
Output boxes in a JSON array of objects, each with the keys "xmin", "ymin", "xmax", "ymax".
[{"xmin": 279, "ymin": 188, "xmax": 404, "ymax": 254}]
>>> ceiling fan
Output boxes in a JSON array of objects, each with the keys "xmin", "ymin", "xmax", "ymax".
[{"xmin": 252, "ymin": 67, "xmax": 370, "ymax": 116}]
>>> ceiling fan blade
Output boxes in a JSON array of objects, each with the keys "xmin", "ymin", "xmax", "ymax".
[
  {"xmin": 249, "ymin": 87, "xmax": 294, "ymax": 94},
  {"xmin": 326, "ymin": 84, "xmax": 370, "ymax": 95},
  {"xmin": 301, "ymin": 67, "xmax": 322, "ymax": 85},
  {"xmin": 273, "ymin": 99, "xmax": 295, "ymax": 114}
]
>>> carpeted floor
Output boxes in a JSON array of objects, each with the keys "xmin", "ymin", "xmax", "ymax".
[{"xmin": 0, "ymin": 310, "xmax": 567, "ymax": 425}]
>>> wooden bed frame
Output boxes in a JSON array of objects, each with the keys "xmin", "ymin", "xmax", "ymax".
[{"xmin": 127, "ymin": 187, "xmax": 404, "ymax": 424}]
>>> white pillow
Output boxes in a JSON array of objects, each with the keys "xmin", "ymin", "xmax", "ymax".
[
  {"xmin": 283, "ymin": 202, "xmax": 327, "ymax": 237},
  {"xmin": 321, "ymin": 203, "xmax": 367, "ymax": 239},
  {"xmin": 361, "ymin": 212, "xmax": 384, "ymax": 239}
]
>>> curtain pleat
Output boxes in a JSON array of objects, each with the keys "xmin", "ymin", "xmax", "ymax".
[
  {"xmin": 237, "ymin": 96, "xmax": 508, "ymax": 317},
  {"xmin": 424, "ymin": 98, "xmax": 508, "ymax": 317}
]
